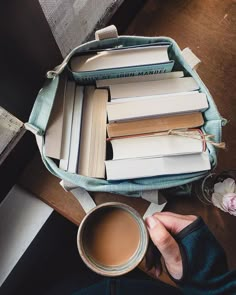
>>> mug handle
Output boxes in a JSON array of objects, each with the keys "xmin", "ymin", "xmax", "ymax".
[
  {"xmin": 61, "ymin": 180, "xmax": 96, "ymax": 213},
  {"xmin": 61, "ymin": 180, "xmax": 167, "ymax": 217}
]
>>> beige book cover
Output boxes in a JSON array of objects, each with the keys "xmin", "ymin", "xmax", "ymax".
[
  {"xmin": 78, "ymin": 88, "xmax": 108, "ymax": 178},
  {"xmin": 107, "ymin": 113, "xmax": 204, "ymax": 138}
]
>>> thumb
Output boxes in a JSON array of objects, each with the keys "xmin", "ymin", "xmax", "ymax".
[{"xmin": 146, "ymin": 216, "xmax": 183, "ymax": 280}]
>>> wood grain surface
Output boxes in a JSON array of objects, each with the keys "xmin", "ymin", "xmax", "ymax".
[
  {"xmin": 126, "ymin": 0, "xmax": 236, "ymax": 171},
  {"xmin": 19, "ymin": 0, "xmax": 236, "ymax": 285}
]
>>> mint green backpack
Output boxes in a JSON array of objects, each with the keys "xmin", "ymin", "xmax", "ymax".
[{"xmin": 25, "ymin": 26, "xmax": 226, "ymax": 197}]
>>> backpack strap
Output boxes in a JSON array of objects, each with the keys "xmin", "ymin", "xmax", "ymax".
[
  {"xmin": 182, "ymin": 47, "xmax": 201, "ymax": 70},
  {"xmin": 25, "ymin": 76, "xmax": 59, "ymax": 135},
  {"xmin": 61, "ymin": 180, "xmax": 167, "ymax": 217},
  {"xmin": 95, "ymin": 25, "xmax": 118, "ymax": 40}
]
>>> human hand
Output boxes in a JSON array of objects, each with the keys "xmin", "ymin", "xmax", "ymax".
[{"xmin": 145, "ymin": 212, "xmax": 197, "ymax": 280}]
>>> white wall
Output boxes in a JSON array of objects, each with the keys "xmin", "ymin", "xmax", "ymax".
[{"xmin": 39, "ymin": 0, "xmax": 124, "ymax": 57}]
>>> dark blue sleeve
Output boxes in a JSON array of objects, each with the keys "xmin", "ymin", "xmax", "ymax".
[
  {"xmin": 72, "ymin": 278, "xmax": 182, "ymax": 295},
  {"xmin": 170, "ymin": 217, "xmax": 236, "ymax": 295}
]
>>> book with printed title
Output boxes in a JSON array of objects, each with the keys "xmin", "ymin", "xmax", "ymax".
[
  {"xmin": 70, "ymin": 45, "xmax": 174, "ymax": 83},
  {"xmin": 96, "ymin": 71, "xmax": 185, "ymax": 88}
]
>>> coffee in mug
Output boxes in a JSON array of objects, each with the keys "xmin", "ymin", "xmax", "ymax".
[{"xmin": 77, "ymin": 202, "xmax": 148, "ymax": 276}]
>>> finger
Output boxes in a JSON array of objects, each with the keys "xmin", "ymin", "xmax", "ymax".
[
  {"xmin": 153, "ymin": 211, "xmax": 195, "ymax": 219},
  {"xmin": 146, "ymin": 216, "xmax": 183, "ymax": 279},
  {"xmin": 153, "ymin": 211, "xmax": 197, "ymax": 222},
  {"xmin": 152, "ymin": 212, "xmax": 197, "ymax": 235}
]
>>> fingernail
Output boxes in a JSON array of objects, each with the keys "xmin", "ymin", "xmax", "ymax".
[{"xmin": 146, "ymin": 216, "xmax": 158, "ymax": 229}]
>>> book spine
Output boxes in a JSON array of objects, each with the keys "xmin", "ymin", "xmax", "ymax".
[{"xmin": 72, "ymin": 61, "xmax": 174, "ymax": 84}]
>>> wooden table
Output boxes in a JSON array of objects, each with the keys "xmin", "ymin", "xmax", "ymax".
[
  {"xmin": 19, "ymin": 153, "xmax": 236, "ymax": 283},
  {"xmin": 19, "ymin": 0, "xmax": 236, "ymax": 285}
]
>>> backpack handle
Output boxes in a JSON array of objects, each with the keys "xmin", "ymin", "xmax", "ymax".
[{"xmin": 95, "ymin": 25, "xmax": 118, "ymax": 40}]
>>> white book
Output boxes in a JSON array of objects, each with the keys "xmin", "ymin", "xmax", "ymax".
[
  {"xmin": 96, "ymin": 71, "xmax": 184, "ymax": 88},
  {"xmin": 110, "ymin": 91, "xmax": 199, "ymax": 104},
  {"xmin": 70, "ymin": 45, "xmax": 170, "ymax": 72},
  {"xmin": 59, "ymin": 81, "xmax": 75, "ymax": 170},
  {"xmin": 110, "ymin": 77, "xmax": 199, "ymax": 99},
  {"xmin": 111, "ymin": 131, "xmax": 204, "ymax": 160},
  {"xmin": 45, "ymin": 73, "xmax": 67, "ymax": 159},
  {"xmin": 105, "ymin": 152, "xmax": 211, "ymax": 181},
  {"xmin": 107, "ymin": 92, "xmax": 208, "ymax": 122},
  {"xmin": 67, "ymin": 86, "xmax": 84, "ymax": 173}
]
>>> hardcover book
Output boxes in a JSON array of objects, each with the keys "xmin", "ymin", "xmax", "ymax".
[{"xmin": 70, "ymin": 45, "xmax": 174, "ymax": 83}]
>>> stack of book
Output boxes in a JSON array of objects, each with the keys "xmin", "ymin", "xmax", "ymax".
[
  {"xmin": 101, "ymin": 74, "xmax": 210, "ymax": 181},
  {"xmin": 44, "ymin": 44, "xmax": 211, "ymax": 181},
  {"xmin": 44, "ymin": 74, "xmax": 108, "ymax": 178}
]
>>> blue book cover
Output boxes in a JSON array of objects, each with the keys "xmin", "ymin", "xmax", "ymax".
[{"xmin": 72, "ymin": 61, "xmax": 175, "ymax": 84}]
